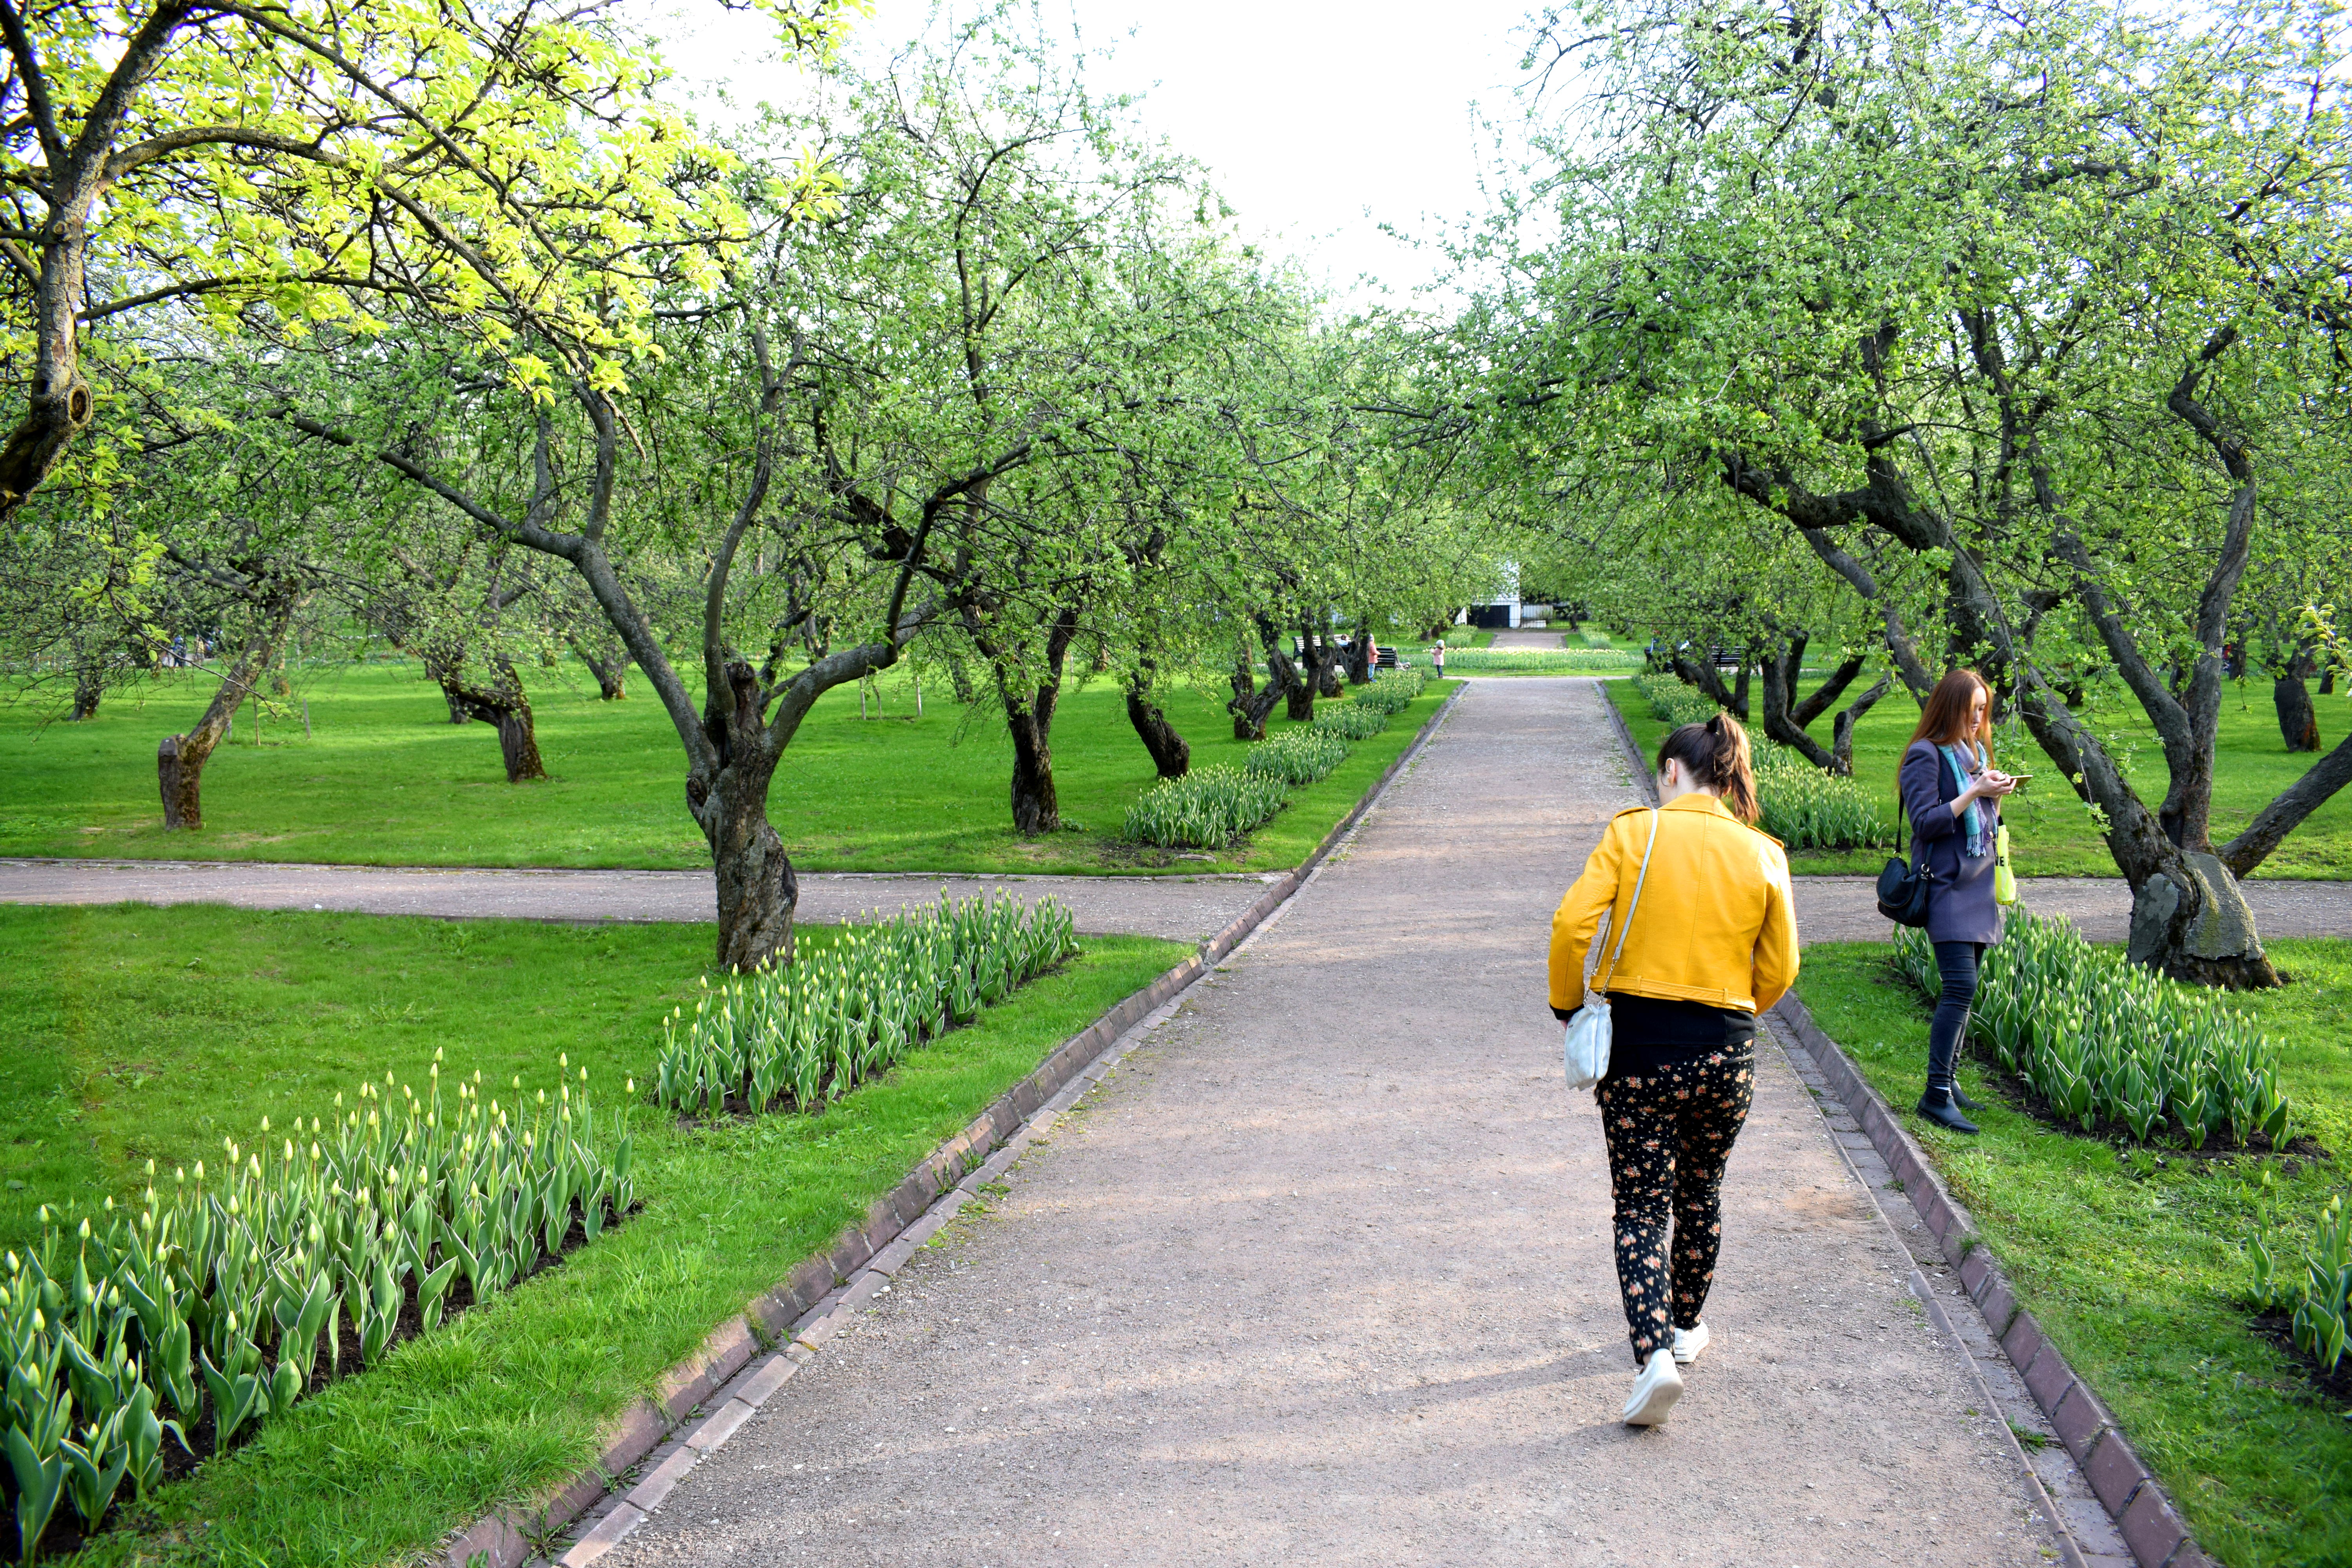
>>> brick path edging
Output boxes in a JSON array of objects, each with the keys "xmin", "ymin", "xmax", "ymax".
[
  {"xmin": 436, "ymin": 685, "xmax": 1465, "ymax": 1568},
  {"xmin": 1769, "ymin": 995, "xmax": 2217, "ymax": 1568}
]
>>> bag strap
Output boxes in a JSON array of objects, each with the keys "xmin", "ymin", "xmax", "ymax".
[{"xmin": 1597, "ymin": 808, "xmax": 1660, "ymax": 993}]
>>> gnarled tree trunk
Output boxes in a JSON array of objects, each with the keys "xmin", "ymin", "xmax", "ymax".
[
  {"xmin": 1303, "ymin": 626, "xmax": 1344, "ymax": 699},
  {"xmin": 1759, "ymin": 632, "xmax": 1875, "ymax": 772},
  {"xmin": 157, "ymin": 589, "xmax": 302, "ymax": 830},
  {"xmin": 445, "ymin": 663, "xmax": 547, "ymax": 783},
  {"xmin": 990, "ymin": 607, "xmax": 1079, "ymax": 837},
  {"xmin": 1347, "ymin": 618, "xmax": 1376, "ymax": 686},
  {"xmin": 571, "ymin": 636, "xmax": 630, "ymax": 701},
  {"xmin": 2275, "ymin": 655, "xmax": 2319, "ymax": 752},
  {"xmin": 1671, "ymin": 650, "xmax": 1751, "ymax": 720},
  {"xmin": 69, "ymin": 668, "xmax": 102, "ymax": 722},
  {"xmin": 1007, "ymin": 706, "xmax": 1058, "ymax": 833},
  {"xmin": 1125, "ymin": 664, "xmax": 1189, "ymax": 779},
  {"xmin": 689, "ymin": 661, "xmax": 797, "ymax": 973},
  {"xmin": 1228, "ymin": 644, "xmax": 1280, "ymax": 740},
  {"xmin": 1829, "ymin": 675, "xmax": 1893, "ymax": 775},
  {"xmin": 1252, "ymin": 615, "xmax": 1312, "ymax": 722}
]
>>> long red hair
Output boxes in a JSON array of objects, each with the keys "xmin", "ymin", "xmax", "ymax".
[{"xmin": 1910, "ymin": 669, "xmax": 1994, "ymax": 761}]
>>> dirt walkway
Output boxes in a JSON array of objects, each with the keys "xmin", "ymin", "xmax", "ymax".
[
  {"xmin": 0, "ymin": 860, "xmax": 1276, "ymax": 944},
  {"xmin": 604, "ymin": 678, "xmax": 2061, "ymax": 1567}
]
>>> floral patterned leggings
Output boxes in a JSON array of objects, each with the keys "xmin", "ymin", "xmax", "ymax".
[{"xmin": 1592, "ymin": 1044, "xmax": 1757, "ymax": 1363}]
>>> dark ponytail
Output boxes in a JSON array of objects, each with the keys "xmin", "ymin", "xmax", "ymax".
[{"xmin": 1655, "ymin": 713, "xmax": 1760, "ymax": 823}]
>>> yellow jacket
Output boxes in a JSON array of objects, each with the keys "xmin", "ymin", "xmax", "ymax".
[{"xmin": 1548, "ymin": 795, "xmax": 1800, "ymax": 1017}]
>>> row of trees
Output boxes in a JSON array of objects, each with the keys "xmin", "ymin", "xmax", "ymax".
[
  {"xmin": 1447, "ymin": 0, "xmax": 2352, "ymax": 988},
  {"xmin": 2, "ymin": 2, "xmax": 1499, "ymax": 968}
]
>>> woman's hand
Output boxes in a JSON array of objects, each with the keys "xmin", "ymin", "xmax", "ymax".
[
  {"xmin": 1955, "ymin": 770, "xmax": 2018, "ymax": 812},
  {"xmin": 1949, "ymin": 771, "xmax": 2014, "ymax": 817}
]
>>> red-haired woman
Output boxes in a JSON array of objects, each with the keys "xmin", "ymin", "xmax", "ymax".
[{"xmin": 1897, "ymin": 670, "xmax": 2020, "ymax": 1135}]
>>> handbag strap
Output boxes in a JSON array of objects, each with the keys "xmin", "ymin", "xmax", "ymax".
[{"xmin": 1597, "ymin": 808, "xmax": 1660, "ymax": 993}]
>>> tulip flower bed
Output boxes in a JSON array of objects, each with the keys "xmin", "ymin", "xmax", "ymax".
[
  {"xmin": 1892, "ymin": 913, "xmax": 2292, "ymax": 1147},
  {"xmin": 1633, "ymin": 670, "xmax": 1721, "ymax": 726},
  {"xmin": 1752, "ymin": 742, "xmax": 1896, "ymax": 851},
  {"xmin": 1122, "ymin": 765, "xmax": 1292, "ymax": 849},
  {"xmin": 1433, "ymin": 647, "xmax": 1643, "ymax": 674},
  {"xmin": 652, "ymin": 894, "xmax": 1080, "ymax": 1119},
  {"xmin": 1126, "ymin": 675, "xmax": 1444, "ymax": 851},
  {"xmin": 1243, "ymin": 728, "xmax": 1350, "ymax": 786},
  {"xmin": 0, "ymin": 904, "xmax": 1186, "ymax": 1564},
  {"xmin": 1348, "ymin": 669, "xmax": 1426, "ymax": 713},
  {"xmin": 1308, "ymin": 701, "xmax": 1390, "ymax": 742},
  {"xmin": 2251, "ymin": 1192, "xmax": 2351, "ymax": 1377},
  {"xmin": 5, "ymin": 1052, "xmax": 632, "ymax": 1559}
]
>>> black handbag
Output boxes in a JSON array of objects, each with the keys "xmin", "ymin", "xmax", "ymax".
[{"xmin": 1877, "ymin": 851, "xmax": 1932, "ymax": 927}]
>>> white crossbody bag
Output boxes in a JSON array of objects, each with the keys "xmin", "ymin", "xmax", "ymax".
[{"xmin": 1563, "ymin": 808, "xmax": 1659, "ymax": 1091}]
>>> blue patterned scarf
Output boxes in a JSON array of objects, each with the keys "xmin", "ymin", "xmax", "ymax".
[{"xmin": 1941, "ymin": 743, "xmax": 1988, "ymax": 858}]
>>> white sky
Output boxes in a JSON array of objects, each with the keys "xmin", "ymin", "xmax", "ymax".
[{"xmin": 652, "ymin": 0, "xmax": 1555, "ymax": 307}]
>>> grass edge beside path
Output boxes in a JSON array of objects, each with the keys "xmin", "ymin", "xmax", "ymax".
[
  {"xmin": 1794, "ymin": 940, "xmax": 2352, "ymax": 1568},
  {"xmin": 35, "ymin": 917, "xmax": 1185, "ymax": 1567}
]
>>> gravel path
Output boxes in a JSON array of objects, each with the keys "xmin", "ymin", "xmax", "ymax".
[
  {"xmin": 604, "ymin": 677, "xmax": 2060, "ymax": 1567},
  {"xmin": 0, "ymin": 860, "xmax": 1278, "ymax": 945}
]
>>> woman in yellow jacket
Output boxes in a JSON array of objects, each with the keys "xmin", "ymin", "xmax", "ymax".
[{"xmin": 1549, "ymin": 713, "xmax": 1800, "ymax": 1425}]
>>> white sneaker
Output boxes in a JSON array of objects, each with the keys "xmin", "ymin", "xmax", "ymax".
[
  {"xmin": 1622, "ymin": 1348, "xmax": 1684, "ymax": 1426},
  {"xmin": 1672, "ymin": 1321, "xmax": 1710, "ymax": 1364}
]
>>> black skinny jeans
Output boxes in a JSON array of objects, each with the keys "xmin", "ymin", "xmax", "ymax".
[{"xmin": 1928, "ymin": 940, "xmax": 1985, "ymax": 1090}]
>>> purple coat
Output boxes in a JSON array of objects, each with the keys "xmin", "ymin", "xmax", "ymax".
[{"xmin": 1898, "ymin": 739, "xmax": 2004, "ymax": 945}]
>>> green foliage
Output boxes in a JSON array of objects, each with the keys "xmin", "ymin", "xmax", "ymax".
[
  {"xmin": 1891, "ymin": 914, "xmax": 2292, "ymax": 1147},
  {"xmin": 1633, "ymin": 670, "xmax": 1719, "ymax": 726},
  {"xmin": 1753, "ymin": 742, "xmax": 1896, "ymax": 850},
  {"xmin": 1434, "ymin": 648, "xmax": 1643, "ymax": 674},
  {"xmin": 1476, "ymin": 0, "xmax": 2352, "ymax": 918},
  {"xmin": 6, "ymin": 1050, "xmax": 628, "ymax": 1556},
  {"xmin": 1310, "ymin": 702, "xmax": 1390, "ymax": 741},
  {"xmin": 652, "ymin": 895, "xmax": 1078, "ymax": 1119},
  {"xmin": 1244, "ymin": 727, "xmax": 1350, "ymax": 785},
  {"xmin": 2251, "ymin": 1192, "xmax": 2350, "ymax": 1376},
  {"xmin": 1122, "ymin": 765, "xmax": 1290, "ymax": 849}
]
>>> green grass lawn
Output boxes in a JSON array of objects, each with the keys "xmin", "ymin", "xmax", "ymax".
[
  {"xmin": 1797, "ymin": 939, "xmax": 2352, "ymax": 1568},
  {"xmin": 0, "ymin": 662, "xmax": 1454, "ymax": 875},
  {"xmin": 1606, "ymin": 677, "xmax": 2352, "ymax": 878},
  {"xmin": 0, "ymin": 902, "xmax": 1183, "ymax": 1564}
]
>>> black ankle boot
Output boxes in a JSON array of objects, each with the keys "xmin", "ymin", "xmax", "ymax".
[
  {"xmin": 1951, "ymin": 1084, "xmax": 1984, "ymax": 1112},
  {"xmin": 1916, "ymin": 1087, "xmax": 1980, "ymax": 1135}
]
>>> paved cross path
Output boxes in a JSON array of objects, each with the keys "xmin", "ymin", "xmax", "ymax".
[
  {"xmin": 0, "ymin": 860, "xmax": 1281, "ymax": 946},
  {"xmin": 596, "ymin": 677, "xmax": 2064, "ymax": 1567},
  {"xmin": 11, "ymin": 850, "xmax": 2349, "ymax": 945}
]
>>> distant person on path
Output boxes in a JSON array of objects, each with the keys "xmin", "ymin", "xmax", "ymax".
[
  {"xmin": 1898, "ymin": 669, "xmax": 2018, "ymax": 1136},
  {"xmin": 1430, "ymin": 640, "xmax": 1446, "ymax": 679},
  {"xmin": 1549, "ymin": 715, "xmax": 1799, "ymax": 1426}
]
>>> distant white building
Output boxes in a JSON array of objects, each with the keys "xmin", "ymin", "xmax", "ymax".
[{"xmin": 1463, "ymin": 559, "xmax": 1521, "ymax": 630}]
